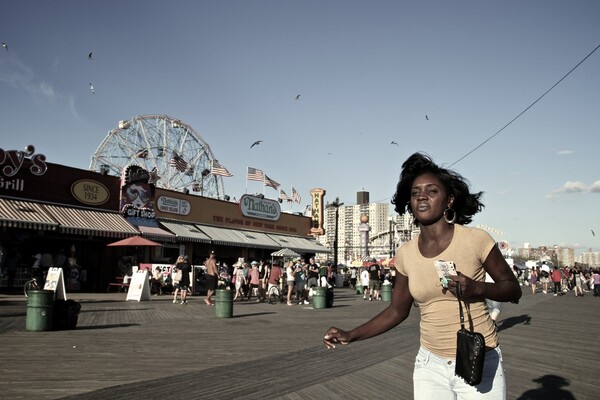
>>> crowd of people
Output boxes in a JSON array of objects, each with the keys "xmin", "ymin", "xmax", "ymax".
[
  {"xmin": 523, "ymin": 262, "xmax": 600, "ymax": 297},
  {"xmin": 220, "ymin": 256, "xmax": 341, "ymax": 306}
]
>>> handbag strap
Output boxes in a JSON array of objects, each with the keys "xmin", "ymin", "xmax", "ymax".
[{"xmin": 456, "ymin": 284, "xmax": 466, "ymax": 330}]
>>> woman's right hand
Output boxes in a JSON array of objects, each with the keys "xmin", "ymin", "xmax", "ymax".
[{"xmin": 323, "ymin": 327, "xmax": 351, "ymax": 349}]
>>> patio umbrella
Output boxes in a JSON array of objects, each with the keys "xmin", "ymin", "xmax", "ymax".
[
  {"xmin": 107, "ymin": 236, "xmax": 162, "ymax": 247},
  {"xmin": 270, "ymin": 248, "xmax": 301, "ymax": 258},
  {"xmin": 107, "ymin": 236, "xmax": 162, "ymax": 267}
]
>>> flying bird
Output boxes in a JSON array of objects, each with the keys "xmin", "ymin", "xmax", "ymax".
[
  {"xmin": 250, "ymin": 140, "xmax": 262, "ymax": 148},
  {"xmin": 295, "ymin": 94, "xmax": 301, "ymax": 101},
  {"xmin": 391, "ymin": 141, "xmax": 399, "ymax": 146},
  {"xmin": 425, "ymin": 115, "xmax": 429, "ymax": 120},
  {"xmin": 89, "ymin": 83, "xmax": 95, "ymax": 94},
  {"xmin": 88, "ymin": 52, "xmax": 93, "ymax": 60},
  {"xmin": 592, "ymin": 229, "xmax": 596, "ymax": 237},
  {"xmin": 2, "ymin": 42, "xmax": 8, "ymax": 51}
]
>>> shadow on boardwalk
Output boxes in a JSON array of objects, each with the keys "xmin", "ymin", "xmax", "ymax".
[{"xmin": 0, "ymin": 287, "xmax": 598, "ymax": 399}]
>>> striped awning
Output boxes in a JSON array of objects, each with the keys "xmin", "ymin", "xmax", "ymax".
[
  {"xmin": 0, "ymin": 197, "xmax": 58, "ymax": 231},
  {"xmin": 196, "ymin": 225, "xmax": 249, "ymax": 247},
  {"xmin": 43, "ymin": 204, "xmax": 138, "ymax": 238},
  {"xmin": 235, "ymin": 230, "xmax": 280, "ymax": 249},
  {"xmin": 138, "ymin": 225, "xmax": 176, "ymax": 242},
  {"xmin": 159, "ymin": 221, "xmax": 211, "ymax": 243},
  {"xmin": 267, "ymin": 233, "xmax": 331, "ymax": 254}
]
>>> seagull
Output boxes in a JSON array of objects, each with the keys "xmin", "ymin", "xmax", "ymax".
[
  {"xmin": 250, "ymin": 140, "xmax": 262, "ymax": 148},
  {"xmin": 425, "ymin": 115, "xmax": 429, "ymax": 120},
  {"xmin": 88, "ymin": 52, "xmax": 93, "ymax": 60},
  {"xmin": 2, "ymin": 42, "xmax": 7, "ymax": 51},
  {"xmin": 592, "ymin": 229, "xmax": 596, "ymax": 237},
  {"xmin": 89, "ymin": 83, "xmax": 95, "ymax": 94},
  {"xmin": 295, "ymin": 94, "xmax": 301, "ymax": 101},
  {"xmin": 391, "ymin": 141, "xmax": 399, "ymax": 146}
]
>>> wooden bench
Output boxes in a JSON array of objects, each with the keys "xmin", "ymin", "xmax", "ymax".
[{"xmin": 107, "ymin": 276, "xmax": 129, "ymax": 292}]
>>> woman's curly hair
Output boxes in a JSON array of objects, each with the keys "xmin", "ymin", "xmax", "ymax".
[{"xmin": 391, "ymin": 152, "xmax": 484, "ymax": 225}]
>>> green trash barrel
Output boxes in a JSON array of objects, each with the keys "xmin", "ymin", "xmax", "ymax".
[
  {"xmin": 26, "ymin": 290, "xmax": 55, "ymax": 332},
  {"xmin": 215, "ymin": 289, "xmax": 233, "ymax": 318},
  {"xmin": 312, "ymin": 287, "xmax": 326, "ymax": 309},
  {"xmin": 381, "ymin": 284, "xmax": 392, "ymax": 302}
]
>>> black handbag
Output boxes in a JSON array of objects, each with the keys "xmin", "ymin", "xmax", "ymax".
[{"xmin": 455, "ymin": 285, "xmax": 486, "ymax": 386}]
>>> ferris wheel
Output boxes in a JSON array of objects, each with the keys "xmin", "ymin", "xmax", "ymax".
[{"xmin": 90, "ymin": 114, "xmax": 225, "ymax": 199}]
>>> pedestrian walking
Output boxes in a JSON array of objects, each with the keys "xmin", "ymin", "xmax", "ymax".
[{"xmin": 324, "ymin": 152, "xmax": 522, "ymax": 399}]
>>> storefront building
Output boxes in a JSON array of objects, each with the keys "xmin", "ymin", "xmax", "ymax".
[{"xmin": 0, "ymin": 146, "xmax": 327, "ymax": 292}]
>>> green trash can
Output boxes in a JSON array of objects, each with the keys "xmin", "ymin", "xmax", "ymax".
[
  {"xmin": 215, "ymin": 289, "xmax": 233, "ymax": 318},
  {"xmin": 381, "ymin": 284, "xmax": 393, "ymax": 302},
  {"xmin": 312, "ymin": 287, "xmax": 326, "ymax": 309},
  {"xmin": 26, "ymin": 290, "xmax": 55, "ymax": 332}
]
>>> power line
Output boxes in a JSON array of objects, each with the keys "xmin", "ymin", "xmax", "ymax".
[{"xmin": 450, "ymin": 42, "xmax": 600, "ymax": 167}]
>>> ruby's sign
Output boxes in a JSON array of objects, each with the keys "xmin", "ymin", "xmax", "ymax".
[
  {"xmin": 0, "ymin": 145, "xmax": 48, "ymax": 177},
  {"xmin": 239, "ymin": 194, "xmax": 281, "ymax": 221}
]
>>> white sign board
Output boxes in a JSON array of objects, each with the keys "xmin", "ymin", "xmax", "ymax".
[
  {"xmin": 126, "ymin": 270, "xmax": 151, "ymax": 302},
  {"xmin": 44, "ymin": 267, "xmax": 66, "ymax": 300}
]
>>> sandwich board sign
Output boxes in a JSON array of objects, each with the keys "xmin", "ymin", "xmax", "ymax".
[
  {"xmin": 126, "ymin": 269, "xmax": 151, "ymax": 301},
  {"xmin": 43, "ymin": 267, "xmax": 67, "ymax": 300}
]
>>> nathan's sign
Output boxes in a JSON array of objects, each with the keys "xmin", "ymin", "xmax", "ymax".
[
  {"xmin": 71, "ymin": 180, "xmax": 110, "ymax": 206},
  {"xmin": 239, "ymin": 194, "xmax": 281, "ymax": 221},
  {"xmin": 310, "ymin": 188, "xmax": 326, "ymax": 236}
]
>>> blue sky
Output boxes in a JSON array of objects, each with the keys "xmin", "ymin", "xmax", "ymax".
[{"xmin": 1, "ymin": 1, "xmax": 599, "ymax": 253}]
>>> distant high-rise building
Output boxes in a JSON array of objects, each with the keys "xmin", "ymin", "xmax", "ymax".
[
  {"xmin": 357, "ymin": 191, "xmax": 369, "ymax": 205},
  {"xmin": 318, "ymin": 191, "xmax": 417, "ymax": 263}
]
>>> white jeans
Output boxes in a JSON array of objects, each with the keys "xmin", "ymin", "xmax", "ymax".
[{"xmin": 413, "ymin": 346, "xmax": 506, "ymax": 400}]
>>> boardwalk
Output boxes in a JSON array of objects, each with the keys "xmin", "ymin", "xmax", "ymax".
[{"xmin": 0, "ymin": 287, "xmax": 598, "ymax": 399}]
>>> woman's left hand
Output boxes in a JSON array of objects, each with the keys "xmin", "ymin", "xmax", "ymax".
[{"xmin": 446, "ymin": 272, "xmax": 480, "ymax": 299}]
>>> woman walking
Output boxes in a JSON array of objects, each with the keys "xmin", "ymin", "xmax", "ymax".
[
  {"xmin": 324, "ymin": 152, "xmax": 521, "ymax": 399},
  {"xmin": 529, "ymin": 267, "xmax": 538, "ymax": 294}
]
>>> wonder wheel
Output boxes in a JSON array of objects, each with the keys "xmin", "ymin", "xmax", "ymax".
[{"xmin": 90, "ymin": 114, "xmax": 224, "ymax": 198}]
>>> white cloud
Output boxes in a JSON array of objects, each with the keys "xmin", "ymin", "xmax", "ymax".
[
  {"xmin": 590, "ymin": 180, "xmax": 600, "ymax": 193},
  {"xmin": 39, "ymin": 82, "xmax": 56, "ymax": 100},
  {"xmin": 548, "ymin": 180, "xmax": 600, "ymax": 198},
  {"xmin": 0, "ymin": 55, "xmax": 80, "ymax": 120},
  {"xmin": 556, "ymin": 150, "xmax": 574, "ymax": 156}
]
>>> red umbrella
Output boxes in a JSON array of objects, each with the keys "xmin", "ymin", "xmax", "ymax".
[
  {"xmin": 107, "ymin": 236, "xmax": 162, "ymax": 267},
  {"xmin": 107, "ymin": 236, "xmax": 162, "ymax": 247}
]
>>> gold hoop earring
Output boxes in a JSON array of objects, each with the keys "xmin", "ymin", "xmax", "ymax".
[{"xmin": 444, "ymin": 207, "xmax": 456, "ymax": 224}]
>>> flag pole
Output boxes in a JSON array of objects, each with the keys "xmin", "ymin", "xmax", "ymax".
[{"xmin": 245, "ymin": 166, "xmax": 248, "ymax": 194}]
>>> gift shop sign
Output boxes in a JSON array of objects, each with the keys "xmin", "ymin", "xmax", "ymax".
[
  {"xmin": 239, "ymin": 194, "xmax": 280, "ymax": 221},
  {"xmin": 157, "ymin": 196, "xmax": 191, "ymax": 216}
]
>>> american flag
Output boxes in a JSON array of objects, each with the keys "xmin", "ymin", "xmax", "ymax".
[
  {"xmin": 279, "ymin": 189, "xmax": 292, "ymax": 202},
  {"xmin": 211, "ymin": 160, "xmax": 233, "ymax": 177},
  {"xmin": 246, "ymin": 167, "xmax": 264, "ymax": 182},
  {"xmin": 170, "ymin": 152, "xmax": 188, "ymax": 172},
  {"xmin": 292, "ymin": 186, "xmax": 301, "ymax": 204},
  {"xmin": 264, "ymin": 175, "xmax": 280, "ymax": 189}
]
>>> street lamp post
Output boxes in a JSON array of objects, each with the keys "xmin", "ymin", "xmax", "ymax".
[
  {"xmin": 329, "ymin": 197, "xmax": 344, "ymax": 266},
  {"xmin": 389, "ymin": 217, "xmax": 395, "ymax": 258}
]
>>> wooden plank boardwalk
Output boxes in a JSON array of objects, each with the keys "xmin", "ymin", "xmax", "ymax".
[{"xmin": 0, "ymin": 286, "xmax": 598, "ymax": 399}]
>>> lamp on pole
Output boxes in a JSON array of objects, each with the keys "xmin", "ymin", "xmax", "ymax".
[
  {"xmin": 194, "ymin": 168, "xmax": 210, "ymax": 196},
  {"xmin": 329, "ymin": 197, "xmax": 344, "ymax": 266},
  {"xmin": 388, "ymin": 216, "xmax": 395, "ymax": 258}
]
